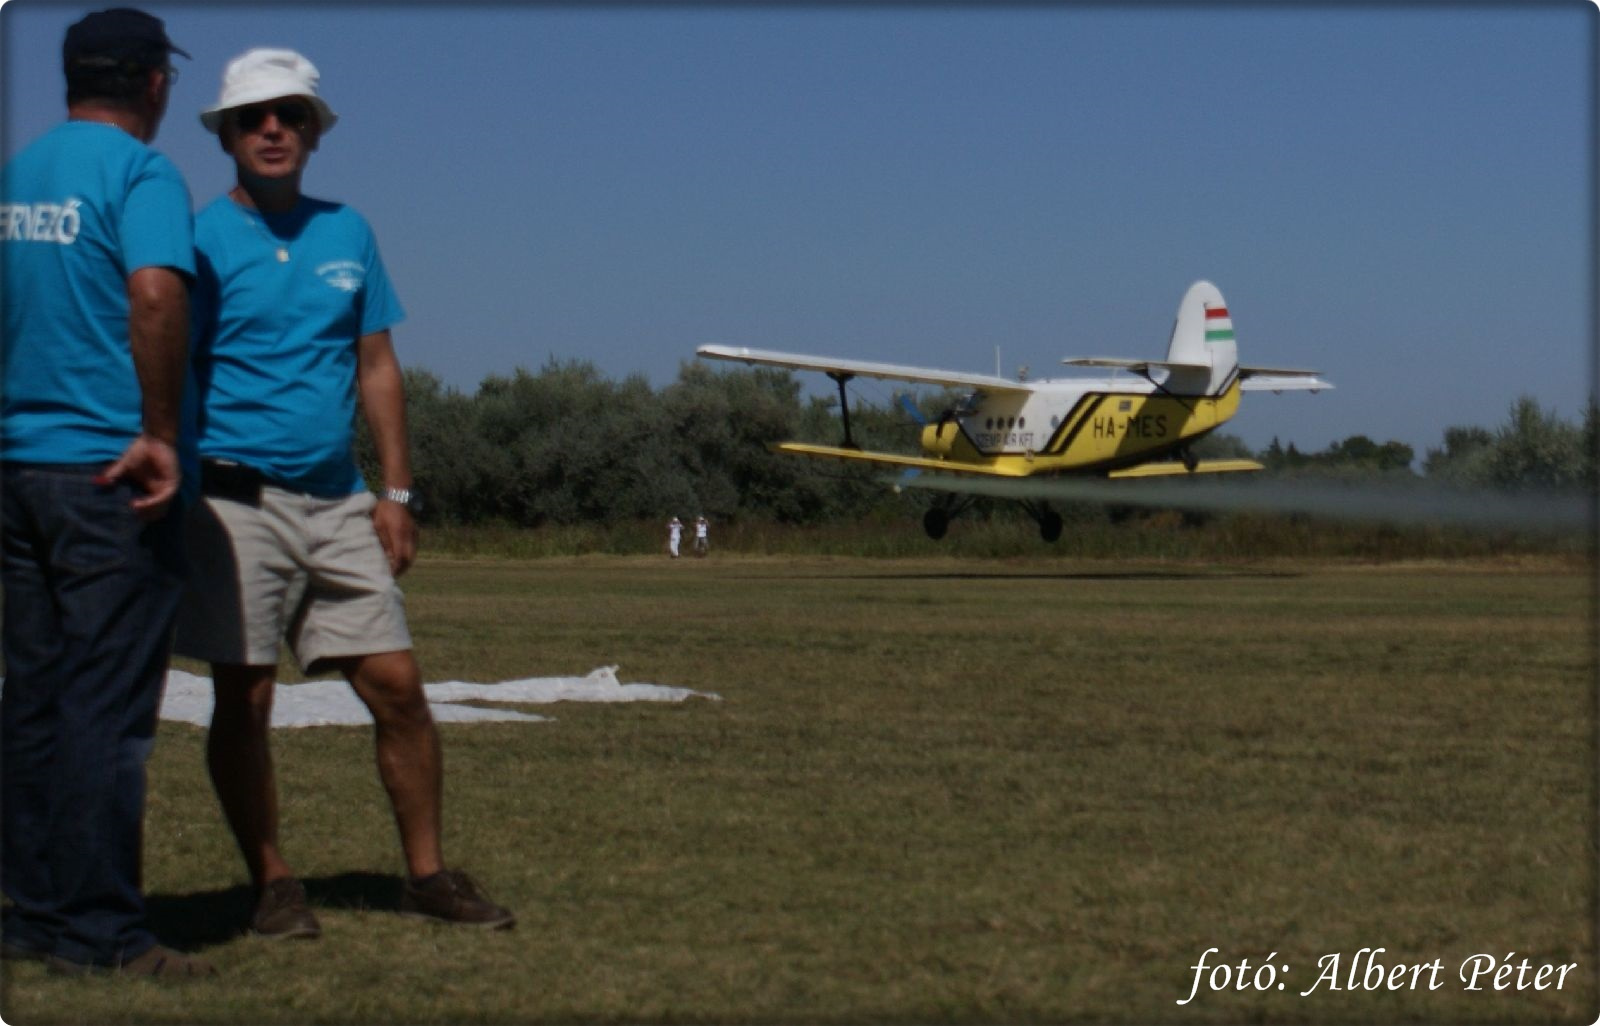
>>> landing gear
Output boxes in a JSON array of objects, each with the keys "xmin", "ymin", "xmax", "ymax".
[
  {"xmin": 921, "ymin": 495, "xmax": 974, "ymax": 541},
  {"xmin": 1021, "ymin": 500, "xmax": 1064, "ymax": 543},
  {"xmin": 1179, "ymin": 445, "xmax": 1199, "ymax": 472},
  {"xmin": 1039, "ymin": 510, "xmax": 1063, "ymax": 543},
  {"xmin": 920, "ymin": 496, "xmax": 1061, "ymax": 543}
]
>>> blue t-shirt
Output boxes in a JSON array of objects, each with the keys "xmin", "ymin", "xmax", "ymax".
[
  {"xmin": 1, "ymin": 121, "xmax": 195, "ymax": 463},
  {"xmin": 189, "ymin": 194, "xmax": 405, "ymax": 496}
]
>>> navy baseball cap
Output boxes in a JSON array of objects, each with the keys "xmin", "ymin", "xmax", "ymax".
[{"xmin": 63, "ymin": 8, "xmax": 190, "ymax": 71}]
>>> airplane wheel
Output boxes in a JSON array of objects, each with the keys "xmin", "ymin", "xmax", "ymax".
[
  {"xmin": 923, "ymin": 508, "xmax": 949, "ymax": 541},
  {"xmin": 1039, "ymin": 511, "xmax": 1063, "ymax": 543}
]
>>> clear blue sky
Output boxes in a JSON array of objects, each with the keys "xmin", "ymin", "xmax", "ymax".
[{"xmin": 4, "ymin": 2, "xmax": 1593, "ymax": 457}]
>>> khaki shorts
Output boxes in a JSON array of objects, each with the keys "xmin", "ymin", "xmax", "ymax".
[{"xmin": 175, "ymin": 487, "xmax": 411, "ymax": 671}]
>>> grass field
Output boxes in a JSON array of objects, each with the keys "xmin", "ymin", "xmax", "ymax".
[{"xmin": 2, "ymin": 552, "xmax": 1594, "ymax": 1023}]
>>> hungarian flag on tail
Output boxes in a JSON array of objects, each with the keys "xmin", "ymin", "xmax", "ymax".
[{"xmin": 1204, "ymin": 306, "xmax": 1234, "ymax": 344}]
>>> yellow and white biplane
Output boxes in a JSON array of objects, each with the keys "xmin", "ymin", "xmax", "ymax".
[{"xmin": 698, "ymin": 281, "xmax": 1332, "ymax": 541}]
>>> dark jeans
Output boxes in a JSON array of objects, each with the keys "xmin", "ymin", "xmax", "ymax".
[{"xmin": 1, "ymin": 462, "xmax": 184, "ymax": 966}]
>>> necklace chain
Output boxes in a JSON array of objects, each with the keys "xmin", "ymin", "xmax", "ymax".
[{"xmin": 239, "ymin": 208, "xmax": 290, "ymax": 263}]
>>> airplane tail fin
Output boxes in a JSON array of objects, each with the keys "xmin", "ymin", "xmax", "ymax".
[{"xmin": 1164, "ymin": 280, "xmax": 1239, "ymax": 396}]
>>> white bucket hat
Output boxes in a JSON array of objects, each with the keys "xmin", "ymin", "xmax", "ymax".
[{"xmin": 199, "ymin": 48, "xmax": 338, "ymax": 134}]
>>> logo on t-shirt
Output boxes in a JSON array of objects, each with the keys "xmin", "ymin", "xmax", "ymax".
[
  {"xmin": 1, "ymin": 199, "xmax": 83, "ymax": 244},
  {"xmin": 316, "ymin": 260, "xmax": 364, "ymax": 293}
]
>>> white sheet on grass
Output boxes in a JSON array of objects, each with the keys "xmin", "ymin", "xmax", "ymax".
[{"xmin": 158, "ymin": 666, "xmax": 718, "ymax": 728}]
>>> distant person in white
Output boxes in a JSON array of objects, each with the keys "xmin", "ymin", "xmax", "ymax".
[
  {"xmin": 667, "ymin": 516, "xmax": 682, "ymax": 558},
  {"xmin": 692, "ymin": 515, "xmax": 709, "ymax": 557}
]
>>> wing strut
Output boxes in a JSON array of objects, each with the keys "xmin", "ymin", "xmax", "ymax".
[{"xmin": 828, "ymin": 371, "xmax": 859, "ymax": 449}]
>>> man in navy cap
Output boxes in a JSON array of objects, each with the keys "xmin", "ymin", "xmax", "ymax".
[{"xmin": 1, "ymin": 8, "xmax": 213, "ymax": 978}]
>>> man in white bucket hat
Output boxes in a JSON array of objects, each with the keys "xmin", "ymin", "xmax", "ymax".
[
  {"xmin": 175, "ymin": 47, "xmax": 514, "ymax": 939},
  {"xmin": 198, "ymin": 48, "xmax": 336, "ymax": 136}
]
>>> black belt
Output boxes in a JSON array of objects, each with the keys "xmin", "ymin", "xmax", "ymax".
[{"xmin": 199, "ymin": 458, "xmax": 315, "ymax": 505}]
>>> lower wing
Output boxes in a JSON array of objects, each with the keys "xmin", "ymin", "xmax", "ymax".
[
  {"xmin": 774, "ymin": 442, "xmax": 1263, "ymax": 479},
  {"xmin": 774, "ymin": 442, "xmax": 1033, "ymax": 478},
  {"xmin": 1106, "ymin": 459, "xmax": 1263, "ymax": 479}
]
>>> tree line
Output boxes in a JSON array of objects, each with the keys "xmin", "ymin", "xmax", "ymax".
[{"xmin": 356, "ymin": 360, "xmax": 1598, "ymax": 527}]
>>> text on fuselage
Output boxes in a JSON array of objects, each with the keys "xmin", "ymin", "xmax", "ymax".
[
  {"xmin": 975, "ymin": 430, "xmax": 1036, "ymax": 450},
  {"xmin": 1093, "ymin": 413, "xmax": 1169, "ymax": 440}
]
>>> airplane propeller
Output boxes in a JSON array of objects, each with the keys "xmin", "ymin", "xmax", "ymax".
[
  {"xmin": 891, "ymin": 467, "xmax": 921, "ymax": 494},
  {"xmin": 897, "ymin": 391, "xmax": 957, "ymax": 430},
  {"xmin": 896, "ymin": 392, "xmax": 927, "ymax": 425}
]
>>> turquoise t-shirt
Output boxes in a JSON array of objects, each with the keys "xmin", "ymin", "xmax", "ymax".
[
  {"xmin": 1, "ymin": 121, "xmax": 195, "ymax": 463},
  {"xmin": 189, "ymin": 194, "xmax": 405, "ymax": 496}
]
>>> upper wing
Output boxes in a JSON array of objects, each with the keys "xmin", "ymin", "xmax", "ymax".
[
  {"xmin": 1238, "ymin": 366, "xmax": 1334, "ymax": 392},
  {"xmin": 698, "ymin": 344, "xmax": 1035, "ymax": 395}
]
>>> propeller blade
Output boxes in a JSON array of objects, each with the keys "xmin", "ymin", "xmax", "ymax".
[
  {"xmin": 891, "ymin": 467, "xmax": 922, "ymax": 494},
  {"xmin": 896, "ymin": 392, "xmax": 928, "ymax": 425}
]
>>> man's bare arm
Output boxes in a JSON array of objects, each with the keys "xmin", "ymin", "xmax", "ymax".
[
  {"xmin": 127, "ymin": 265, "xmax": 187, "ymax": 443},
  {"xmin": 357, "ymin": 330, "xmax": 417, "ymax": 574},
  {"xmin": 100, "ymin": 266, "xmax": 188, "ymax": 518}
]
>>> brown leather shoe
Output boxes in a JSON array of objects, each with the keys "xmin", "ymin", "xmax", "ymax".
[
  {"xmin": 400, "ymin": 869, "xmax": 515, "ymax": 929},
  {"xmin": 252, "ymin": 877, "xmax": 321, "ymax": 940}
]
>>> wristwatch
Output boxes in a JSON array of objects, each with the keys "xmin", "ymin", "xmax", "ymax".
[{"xmin": 381, "ymin": 486, "xmax": 424, "ymax": 515}]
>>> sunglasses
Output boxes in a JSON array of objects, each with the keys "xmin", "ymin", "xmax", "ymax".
[{"xmin": 232, "ymin": 101, "xmax": 312, "ymax": 133}]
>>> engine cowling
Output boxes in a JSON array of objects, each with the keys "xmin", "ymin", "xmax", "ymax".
[{"xmin": 920, "ymin": 421, "xmax": 959, "ymax": 458}]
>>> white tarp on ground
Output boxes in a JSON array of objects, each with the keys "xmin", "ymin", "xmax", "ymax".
[{"xmin": 157, "ymin": 666, "xmax": 719, "ymax": 728}]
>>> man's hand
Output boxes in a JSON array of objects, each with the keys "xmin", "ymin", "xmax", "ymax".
[
  {"xmin": 356, "ymin": 330, "xmax": 418, "ymax": 578},
  {"xmin": 97, "ymin": 433, "xmax": 180, "ymax": 520},
  {"xmin": 372, "ymin": 497, "xmax": 418, "ymax": 576}
]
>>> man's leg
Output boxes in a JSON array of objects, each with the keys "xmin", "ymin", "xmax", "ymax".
[
  {"xmin": 207, "ymin": 662, "xmax": 322, "ymax": 940},
  {"xmin": 1, "ymin": 466, "xmax": 183, "ymax": 967},
  {"xmin": 297, "ymin": 491, "xmax": 509, "ymax": 926},
  {"xmin": 1, "ymin": 466, "xmax": 68, "ymax": 958},
  {"xmin": 207, "ymin": 664, "xmax": 294, "ymax": 888},
  {"xmin": 336, "ymin": 650, "xmax": 444, "ymax": 879},
  {"xmin": 335, "ymin": 650, "xmax": 513, "ymax": 928}
]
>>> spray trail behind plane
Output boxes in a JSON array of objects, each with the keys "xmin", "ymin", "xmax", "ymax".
[{"xmin": 895, "ymin": 472, "xmax": 1593, "ymax": 534}]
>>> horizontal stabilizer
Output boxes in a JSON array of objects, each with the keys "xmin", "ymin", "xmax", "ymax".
[
  {"xmin": 1107, "ymin": 459, "xmax": 1264, "ymax": 480},
  {"xmin": 1238, "ymin": 366, "xmax": 1333, "ymax": 392},
  {"xmin": 699, "ymin": 345, "xmax": 1033, "ymax": 394},
  {"xmin": 1060, "ymin": 357, "xmax": 1209, "ymax": 373}
]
